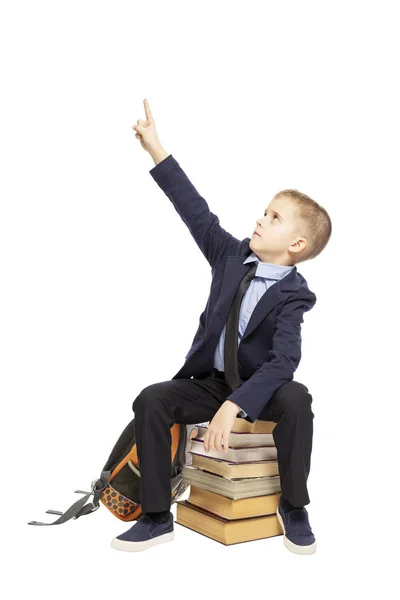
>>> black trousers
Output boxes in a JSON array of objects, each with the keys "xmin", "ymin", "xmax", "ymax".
[{"xmin": 132, "ymin": 368, "xmax": 314, "ymax": 513}]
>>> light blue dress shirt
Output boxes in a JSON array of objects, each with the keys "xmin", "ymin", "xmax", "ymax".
[{"xmin": 213, "ymin": 251, "xmax": 295, "ymax": 418}]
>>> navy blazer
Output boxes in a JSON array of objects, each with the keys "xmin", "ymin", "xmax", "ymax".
[{"xmin": 149, "ymin": 154, "xmax": 317, "ymax": 423}]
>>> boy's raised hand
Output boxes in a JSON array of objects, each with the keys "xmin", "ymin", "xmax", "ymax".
[{"xmin": 132, "ymin": 98, "xmax": 162, "ymax": 154}]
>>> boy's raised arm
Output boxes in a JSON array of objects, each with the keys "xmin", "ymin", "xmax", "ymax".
[
  {"xmin": 149, "ymin": 154, "xmax": 240, "ymax": 267},
  {"xmin": 132, "ymin": 99, "xmax": 241, "ymax": 268}
]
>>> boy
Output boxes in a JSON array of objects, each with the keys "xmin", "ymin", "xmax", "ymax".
[{"xmin": 111, "ymin": 99, "xmax": 332, "ymax": 555}]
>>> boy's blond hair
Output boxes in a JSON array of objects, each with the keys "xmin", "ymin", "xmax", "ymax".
[{"xmin": 274, "ymin": 189, "xmax": 332, "ymax": 264}]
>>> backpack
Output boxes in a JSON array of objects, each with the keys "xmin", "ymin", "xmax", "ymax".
[{"xmin": 27, "ymin": 417, "xmax": 201, "ymax": 526}]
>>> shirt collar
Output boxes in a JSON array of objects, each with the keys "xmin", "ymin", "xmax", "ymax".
[{"xmin": 243, "ymin": 251, "xmax": 295, "ymax": 280}]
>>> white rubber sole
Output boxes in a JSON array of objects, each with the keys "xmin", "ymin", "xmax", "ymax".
[
  {"xmin": 276, "ymin": 505, "xmax": 317, "ymax": 555},
  {"xmin": 111, "ymin": 529, "xmax": 175, "ymax": 552}
]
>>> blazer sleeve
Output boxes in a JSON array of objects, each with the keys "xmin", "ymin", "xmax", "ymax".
[
  {"xmin": 225, "ymin": 294, "xmax": 316, "ymax": 423},
  {"xmin": 149, "ymin": 154, "xmax": 241, "ymax": 268}
]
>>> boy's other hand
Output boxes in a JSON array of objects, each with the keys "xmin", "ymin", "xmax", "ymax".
[
  {"xmin": 203, "ymin": 401, "xmax": 239, "ymax": 453},
  {"xmin": 132, "ymin": 98, "xmax": 167, "ymax": 163}
]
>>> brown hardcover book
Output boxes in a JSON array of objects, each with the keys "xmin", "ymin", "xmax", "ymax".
[
  {"xmin": 190, "ymin": 452, "xmax": 279, "ymax": 479},
  {"xmin": 194, "ymin": 425, "xmax": 276, "ymax": 447},
  {"xmin": 231, "ymin": 418, "xmax": 277, "ymax": 433},
  {"xmin": 190, "ymin": 439, "xmax": 278, "ymax": 462},
  {"xmin": 185, "ymin": 485, "xmax": 282, "ymax": 519},
  {"xmin": 175, "ymin": 499, "xmax": 283, "ymax": 545}
]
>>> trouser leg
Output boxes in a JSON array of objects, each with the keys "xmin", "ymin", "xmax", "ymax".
[
  {"xmin": 132, "ymin": 373, "xmax": 232, "ymax": 513},
  {"xmin": 258, "ymin": 380, "xmax": 314, "ymax": 507}
]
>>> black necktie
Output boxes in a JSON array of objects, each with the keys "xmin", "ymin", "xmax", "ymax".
[{"xmin": 224, "ymin": 262, "xmax": 258, "ymax": 392}]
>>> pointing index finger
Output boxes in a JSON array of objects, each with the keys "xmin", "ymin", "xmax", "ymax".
[{"xmin": 143, "ymin": 98, "xmax": 153, "ymax": 122}]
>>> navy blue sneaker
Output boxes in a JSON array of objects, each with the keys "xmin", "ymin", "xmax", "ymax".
[
  {"xmin": 276, "ymin": 498, "xmax": 317, "ymax": 555},
  {"xmin": 111, "ymin": 512, "xmax": 174, "ymax": 552}
]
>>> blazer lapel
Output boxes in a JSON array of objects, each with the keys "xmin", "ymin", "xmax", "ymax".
[{"xmin": 215, "ymin": 255, "xmax": 300, "ymax": 344}]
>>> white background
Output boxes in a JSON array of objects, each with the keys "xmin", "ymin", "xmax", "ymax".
[{"xmin": 1, "ymin": 0, "xmax": 398, "ymax": 597}]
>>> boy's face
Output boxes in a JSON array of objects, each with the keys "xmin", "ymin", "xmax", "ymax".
[{"xmin": 249, "ymin": 196, "xmax": 306, "ymax": 265}]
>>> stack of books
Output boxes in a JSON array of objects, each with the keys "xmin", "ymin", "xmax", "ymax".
[{"xmin": 175, "ymin": 417, "xmax": 283, "ymax": 545}]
